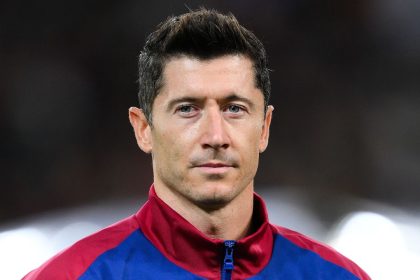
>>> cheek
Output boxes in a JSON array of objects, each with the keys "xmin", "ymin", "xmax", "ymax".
[
  {"xmin": 153, "ymin": 128, "xmax": 192, "ymax": 163},
  {"xmin": 237, "ymin": 123, "xmax": 262, "ymax": 151},
  {"xmin": 233, "ymin": 125, "xmax": 262, "ymax": 171}
]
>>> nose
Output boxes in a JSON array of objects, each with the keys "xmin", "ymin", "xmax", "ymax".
[{"xmin": 200, "ymin": 108, "xmax": 230, "ymax": 150}]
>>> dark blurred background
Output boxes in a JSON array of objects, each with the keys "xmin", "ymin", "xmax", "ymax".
[{"xmin": 1, "ymin": 0, "xmax": 419, "ymax": 224}]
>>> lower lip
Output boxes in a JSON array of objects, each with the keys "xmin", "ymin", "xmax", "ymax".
[{"xmin": 195, "ymin": 166, "xmax": 232, "ymax": 174}]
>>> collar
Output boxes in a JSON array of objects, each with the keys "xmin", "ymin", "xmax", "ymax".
[{"xmin": 135, "ymin": 185, "xmax": 274, "ymax": 279}]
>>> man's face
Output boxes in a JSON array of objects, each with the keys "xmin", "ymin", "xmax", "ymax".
[{"xmin": 130, "ymin": 55, "xmax": 273, "ymax": 208}]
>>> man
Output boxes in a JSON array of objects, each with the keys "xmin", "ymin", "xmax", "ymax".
[{"xmin": 24, "ymin": 9, "xmax": 370, "ymax": 280}]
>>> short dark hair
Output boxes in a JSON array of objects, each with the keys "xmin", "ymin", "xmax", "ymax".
[{"xmin": 138, "ymin": 8, "xmax": 270, "ymax": 124}]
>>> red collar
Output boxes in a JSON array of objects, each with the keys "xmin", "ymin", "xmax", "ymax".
[{"xmin": 135, "ymin": 186, "xmax": 274, "ymax": 279}]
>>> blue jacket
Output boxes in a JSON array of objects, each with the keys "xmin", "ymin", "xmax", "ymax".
[{"xmin": 23, "ymin": 186, "xmax": 370, "ymax": 279}]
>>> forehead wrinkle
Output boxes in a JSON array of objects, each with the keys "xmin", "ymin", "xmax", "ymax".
[{"xmin": 163, "ymin": 55, "xmax": 254, "ymax": 86}]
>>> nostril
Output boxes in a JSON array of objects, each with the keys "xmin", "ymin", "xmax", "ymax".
[
  {"xmin": 221, "ymin": 143, "xmax": 229, "ymax": 149},
  {"xmin": 202, "ymin": 142, "xmax": 229, "ymax": 150}
]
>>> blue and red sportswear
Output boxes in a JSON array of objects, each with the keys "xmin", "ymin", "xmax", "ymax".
[{"xmin": 23, "ymin": 186, "xmax": 370, "ymax": 279}]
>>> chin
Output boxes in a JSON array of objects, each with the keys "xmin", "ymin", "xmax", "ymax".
[
  {"xmin": 194, "ymin": 195, "xmax": 231, "ymax": 210},
  {"xmin": 191, "ymin": 182, "xmax": 237, "ymax": 208}
]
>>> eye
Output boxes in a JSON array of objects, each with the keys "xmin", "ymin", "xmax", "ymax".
[
  {"xmin": 227, "ymin": 105, "xmax": 242, "ymax": 113},
  {"xmin": 175, "ymin": 104, "xmax": 199, "ymax": 117},
  {"xmin": 224, "ymin": 104, "xmax": 246, "ymax": 116},
  {"xmin": 179, "ymin": 105, "xmax": 193, "ymax": 113}
]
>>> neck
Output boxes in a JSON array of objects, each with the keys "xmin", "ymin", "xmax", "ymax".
[{"xmin": 154, "ymin": 183, "xmax": 255, "ymax": 241}]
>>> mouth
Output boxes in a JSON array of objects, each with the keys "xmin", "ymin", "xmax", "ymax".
[
  {"xmin": 194, "ymin": 162, "xmax": 235, "ymax": 174},
  {"xmin": 197, "ymin": 162, "xmax": 232, "ymax": 168}
]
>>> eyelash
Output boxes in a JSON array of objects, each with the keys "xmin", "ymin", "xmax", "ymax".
[
  {"xmin": 174, "ymin": 104, "xmax": 247, "ymax": 117},
  {"xmin": 224, "ymin": 104, "xmax": 245, "ymax": 114},
  {"xmin": 176, "ymin": 104, "xmax": 197, "ymax": 113}
]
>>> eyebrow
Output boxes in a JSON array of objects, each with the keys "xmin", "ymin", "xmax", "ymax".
[
  {"xmin": 224, "ymin": 94, "xmax": 255, "ymax": 110},
  {"xmin": 166, "ymin": 94, "xmax": 256, "ymax": 112}
]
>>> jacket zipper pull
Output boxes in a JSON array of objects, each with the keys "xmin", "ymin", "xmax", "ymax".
[{"xmin": 222, "ymin": 240, "xmax": 236, "ymax": 280}]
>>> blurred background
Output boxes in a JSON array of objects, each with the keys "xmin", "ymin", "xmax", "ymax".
[{"xmin": 1, "ymin": 0, "xmax": 419, "ymax": 279}]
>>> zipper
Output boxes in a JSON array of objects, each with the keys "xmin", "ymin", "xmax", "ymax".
[{"xmin": 221, "ymin": 240, "xmax": 236, "ymax": 280}]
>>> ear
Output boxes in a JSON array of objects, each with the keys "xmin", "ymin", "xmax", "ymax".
[
  {"xmin": 259, "ymin": 105, "xmax": 274, "ymax": 153},
  {"xmin": 128, "ymin": 107, "xmax": 152, "ymax": 154}
]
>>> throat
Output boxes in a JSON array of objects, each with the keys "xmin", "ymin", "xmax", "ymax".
[
  {"xmin": 200, "ymin": 210, "xmax": 254, "ymax": 240},
  {"xmin": 153, "ymin": 180, "xmax": 255, "ymax": 240}
]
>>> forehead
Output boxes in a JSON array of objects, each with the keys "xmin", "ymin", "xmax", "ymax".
[{"xmin": 158, "ymin": 55, "xmax": 262, "ymax": 102}]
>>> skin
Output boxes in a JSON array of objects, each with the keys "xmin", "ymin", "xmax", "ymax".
[{"xmin": 129, "ymin": 54, "xmax": 273, "ymax": 240}]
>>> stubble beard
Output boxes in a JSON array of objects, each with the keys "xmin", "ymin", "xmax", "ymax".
[{"xmin": 155, "ymin": 149, "xmax": 255, "ymax": 212}]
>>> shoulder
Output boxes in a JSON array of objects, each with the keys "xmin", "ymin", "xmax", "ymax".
[
  {"xmin": 270, "ymin": 224, "xmax": 370, "ymax": 280},
  {"xmin": 22, "ymin": 215, "xmax": 140, "ymax": 280}
]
